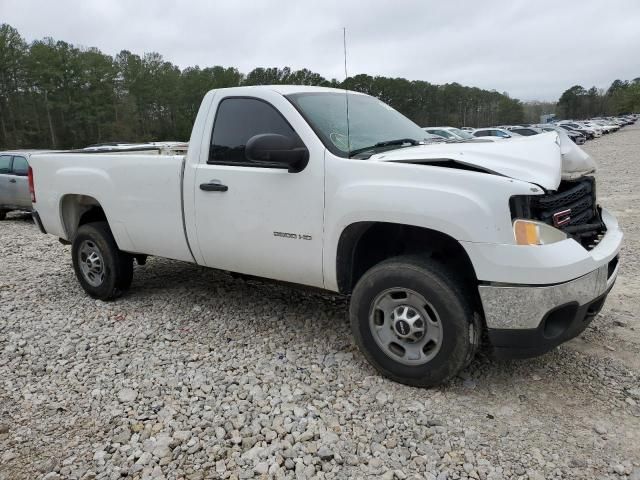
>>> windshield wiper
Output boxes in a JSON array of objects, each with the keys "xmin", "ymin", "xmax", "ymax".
[{"xmin": 348, "ymin": 138, "xmax": 420, "ymax": 158}]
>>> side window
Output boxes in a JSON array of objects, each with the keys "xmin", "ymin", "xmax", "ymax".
[
  {"xmin": 496, "ymin": 130, "xmax": 509, "ymax": 138},
  {"xmin": 0, "ymin": 155, "xmax": 12, "ymax": 174},
  {"xmin": 11, "ymin": 156, "xmax": 28, "ymax": 176},
  {"xmin": 209, "ymin": 98, "xmax": 302, "ymax": 165},
  {"xmin": 473, "ymin": 130, "xmax": 486, "ymax": 137}
]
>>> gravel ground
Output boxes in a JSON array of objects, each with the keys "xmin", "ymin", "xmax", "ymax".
[{"xmin": 1, "ymin": 127, "xmax": 639, "ymax": 480}]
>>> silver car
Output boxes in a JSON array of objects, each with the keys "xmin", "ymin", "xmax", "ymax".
[{"xmin": 0, "ymin": 151, "xmax": 33, "ymax": 220}]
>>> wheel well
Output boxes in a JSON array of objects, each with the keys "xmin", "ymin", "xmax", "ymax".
[
  {"xmin": 60, "ymin": 194, "xmax": 106, "ymax": 240},
  {"xmin": 336, "ymin": 222, "xmax": 479, "ymax": 297}
]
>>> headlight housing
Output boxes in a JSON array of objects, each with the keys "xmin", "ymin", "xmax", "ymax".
[{"xmin": 513, "ymin": 219, "xmax": 567, "ymax": 246}]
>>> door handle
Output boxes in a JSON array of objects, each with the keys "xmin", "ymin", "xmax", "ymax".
[
  {"xmin": 9, "ymin": 179, "xmax": 16, "ymax": 183},
  {"xmin": 200, "ymin": 182, "xmax": 228, "ymax": 192}
]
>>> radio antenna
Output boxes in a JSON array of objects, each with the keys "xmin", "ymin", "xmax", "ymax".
[{"xmin": 343, "ymin": 27, "xmax": 351, "ymax": 154}]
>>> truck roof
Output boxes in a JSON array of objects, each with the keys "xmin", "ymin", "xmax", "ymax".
[
  {"xmin": 0, "ymin": 149, "xmax": 57, "ymax": 156},
  {"xmin": 211, "ymin": 85, "xmax": 368, "ymax": 96}
]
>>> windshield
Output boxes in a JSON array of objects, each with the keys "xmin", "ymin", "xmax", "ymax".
[
  {"xmin": 287, "ymin": 92, "xmax": 431, "ymax": 157},
  {"xmin": 448, "ymin": 128, "xmax": 475, "ymax": 140}
]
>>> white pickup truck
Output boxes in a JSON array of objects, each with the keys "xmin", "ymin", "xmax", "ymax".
[{"xmin": 29, "ymin": 86, "xmax": 622, "ymax": 386}]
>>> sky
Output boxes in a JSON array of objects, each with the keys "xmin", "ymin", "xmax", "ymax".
[{"xmin": 2, "ymin": 0, "xmax": 640, "ymax": 102}]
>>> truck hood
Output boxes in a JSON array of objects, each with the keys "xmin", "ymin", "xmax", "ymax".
[{"xmin": 371, "ymin": 131, "xmax": 596, "ymax": 190}]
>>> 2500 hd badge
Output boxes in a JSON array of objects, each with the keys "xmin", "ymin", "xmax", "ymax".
[{"xmin": 273, "ymin": 231, "xmax": 312, "ymax": 240}]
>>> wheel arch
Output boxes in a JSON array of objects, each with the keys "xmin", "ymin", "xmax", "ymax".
[
  {"xmin": 335, "ymin": 222, "xmax": 479, "ymax": 300},
  {"xmin": 59, "ymin": 194, "xmax": 108, "ymax": 241}
]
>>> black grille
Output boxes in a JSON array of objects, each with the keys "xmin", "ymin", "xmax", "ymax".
[
  {"xmin": 531, "ymin": 177, "xmax": 606, "ymax": 249},
  {"xmin": 535, "ymin": 180, "xmax": 592, "ymax": 211}
]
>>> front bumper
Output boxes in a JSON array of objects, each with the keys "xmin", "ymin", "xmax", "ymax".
[
  {"xmin": 461, "ymin": 208, "xmax": 622, "ymax": 285},
  {"xmin": 480, "ymin": 256, "xmax": 619, "ymax": 358},
  {"xmin": 472, "ymin": 206, "xmax": 622, "ymax": 359}
]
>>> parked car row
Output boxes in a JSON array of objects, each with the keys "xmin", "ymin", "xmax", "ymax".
[
  {"xmin": 554, "ymin": 116, "xmax": 635, "ymax": 139},
  {"xmin": 422, "ymin": 126, "xmax": 476, "ymax": 141},
  {"xmin": 423, "ymin": 114, "xmax": 637, "ymax": 146}
]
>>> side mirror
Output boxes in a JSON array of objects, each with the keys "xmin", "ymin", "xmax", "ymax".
[{"xmin": 245, "ymin": 134, "xmax": 309, "ymax": 173}]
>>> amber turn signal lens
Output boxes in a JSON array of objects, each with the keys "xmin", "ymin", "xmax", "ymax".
[
  {"xmin": 514, "ymin": 219, "xmax": 540, "ymax": 245},
  {"xmin": 513, "ymin": 219, "xmax": 568, "ymax": 246}
]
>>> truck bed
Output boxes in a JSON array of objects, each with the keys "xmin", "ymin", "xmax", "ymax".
[{"xmin": 29, "ymin": 152, "xmax": 194, "ymax": 262}]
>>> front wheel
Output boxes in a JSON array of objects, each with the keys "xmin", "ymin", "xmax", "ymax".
[
  {"xmin": 350, "ymin": 255, "xmax": 478, "ymax": 387},
  {"xmin": 0, "ymin": 210, "xmax": 7, "ymax": 221},
  {"xmin": 71, "ymin": 222, "xmax": 133, "ymax": 300}
]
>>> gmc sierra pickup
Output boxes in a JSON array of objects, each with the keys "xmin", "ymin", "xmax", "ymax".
[{"xmin": 28, "ymin": 86, "xmax": 622, "ymax": 386}]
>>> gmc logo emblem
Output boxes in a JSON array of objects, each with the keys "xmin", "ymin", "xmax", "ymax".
[{"xmin": 553, "ymin": 209, "xmax": 572, "ymax": 227}]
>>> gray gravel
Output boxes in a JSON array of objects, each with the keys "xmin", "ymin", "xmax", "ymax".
[{"xmin": 2, "ymin": 127, "xmax": 640, "ymax": 480}]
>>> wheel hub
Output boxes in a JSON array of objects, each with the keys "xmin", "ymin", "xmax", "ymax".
[
  {"xmin": 86, "ymin": 254, "xmax": 100, "ymax": 269},
  {"xmin": 391, "ymin": 305, "xmax": 425, "ymax": 341},
  {"xmin": 369, "ymin": 288, "xmax": 443, "ymax": 366},
  {"xmin": 78, "ymin": 240, "xmax": 105, "ymax": 287}
]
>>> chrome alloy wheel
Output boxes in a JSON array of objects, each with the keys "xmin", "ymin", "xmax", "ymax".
[
  {"xmin": 369, "ymin": 288, "xmax": 443, "ymax": 366},
  {"xmin": 78, "ymin": 240, "xmax": 105, "ymax": 287}
]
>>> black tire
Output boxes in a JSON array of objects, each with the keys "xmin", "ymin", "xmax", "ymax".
[
  {"xmin": 71, "ymin": 221, "xmax": 133, "ymax": 300},
  {"xmin": 350, "ymin": 255, "xmax": 478, "ymax": 387},
  {"xmin": 0, "ymin": 210, "xmax": 7, "ymax": 221}
]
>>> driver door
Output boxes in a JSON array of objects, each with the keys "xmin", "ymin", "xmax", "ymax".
[{"xmin": 191, "ymin": 95, "xmax": 325, "ymax": 288}]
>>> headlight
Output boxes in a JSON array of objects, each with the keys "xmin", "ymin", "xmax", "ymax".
[{"xmin": 513, "ymin": 219, "xmax": 567, "ymax": 246}]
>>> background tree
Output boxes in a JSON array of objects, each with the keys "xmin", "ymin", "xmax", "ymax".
[
  {"xmin": 556, "ymin": 79, "xmax": 640, "ymax": 120},
  {"xmin": 557, "ymin": 85, "xmax": 587, "ymax": 119},
  {"xmin": 522, "ymin": 101, "xmax": 556, "ymax": 124},
  {"xmin": 2, "ymin": 23, "xmax": 637, "ymax": 150},
  {"xmin": 0, "ymin": 24, "xmax": 28, "ymax": 147}
]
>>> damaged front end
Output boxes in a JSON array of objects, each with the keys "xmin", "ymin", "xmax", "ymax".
[{"xmin": 510, "ymin": 176, "xmax": 607, "ymax": 250}]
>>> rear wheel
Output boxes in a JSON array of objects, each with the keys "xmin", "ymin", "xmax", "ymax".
[
  {"xmin": 0, "ymin": 210, "xmax": 7, "ymax": 220},
  {"xmin": 350, "ymin": 255, "xmax": 478, "ymax": 387},
  {"xmin": 71, "ymin": 222, "xmax": 133, "ymax": 300}
]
